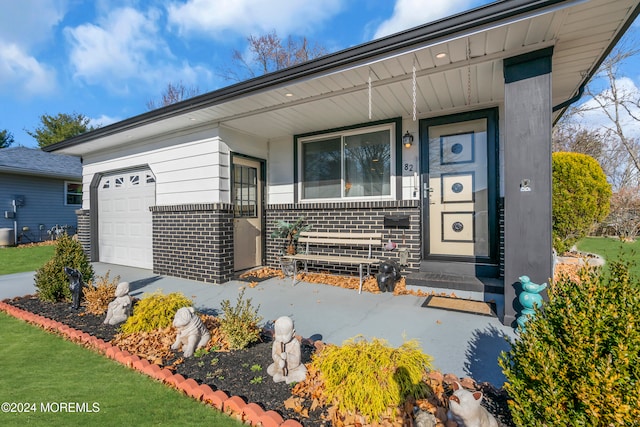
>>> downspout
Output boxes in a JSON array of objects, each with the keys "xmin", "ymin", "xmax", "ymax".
[{"xmin": 552, "ymin": 83, "xmax": 585, "ymax": 113}]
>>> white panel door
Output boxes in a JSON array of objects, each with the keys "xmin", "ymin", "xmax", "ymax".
[
  {"xmin": 98, "ymin": 171, "xmax": 155, "ymax": 269},
  {"xmin": 426, "ymin": 119, "xmax": 489, "ymax": 258}
]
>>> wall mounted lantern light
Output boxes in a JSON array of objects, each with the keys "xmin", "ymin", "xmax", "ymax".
[{"xmin": 403, "ymin": 131, "xmax": 414, "ymax": 148}]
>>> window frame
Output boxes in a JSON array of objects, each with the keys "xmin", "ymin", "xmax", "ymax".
[
  {"xmin": 65, "ymin": 181, "xmax": 82, "ymax": 206},
  {"xmin": 296, "ymin": 120, "xmax": 400, "ymax": 203}
]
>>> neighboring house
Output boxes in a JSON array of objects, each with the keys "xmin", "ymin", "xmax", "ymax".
[
  {"xmin": 0, "ymin": 147, "xmax": 82, "ymax": 245},
  {"xmin": 44, "ymin": 0, "xmax": 640, "ymax": 326}
]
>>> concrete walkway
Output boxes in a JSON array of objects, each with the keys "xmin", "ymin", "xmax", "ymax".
[{"xmin": 0, "ymin": 263, "xmax": 517, "ymax": 387}]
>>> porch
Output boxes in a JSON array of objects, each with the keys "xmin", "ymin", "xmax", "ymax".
[{"xmin": 0, "ymin": 261, "xmax": 516, "ymax": 386}]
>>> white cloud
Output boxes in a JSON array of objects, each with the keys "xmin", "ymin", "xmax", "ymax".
[
  {"xmin": 0, "ymin": 42, "xmax": 56, "ymax": 96},
  {"xmin": 167, "ymin": 0, "xmax": 343, "ymax": 38},
  {"xmin": 65, "ymin": 7, "xmax": 164, "ymax": 87},
  {"xmin": 576, "ymin": 77, "xmax": 640, "ymax": 139},
  {"xmin": 374, "ymin": 0, "xmax": 478, "ymax": 39},
  {"xmin": 0, "ymin": 0, "xmax": 67, "ymax": 49},
  {"xmin": 90, "ymin": 114, "xmax": 120, "ymax": 129},
  {"xmin": 64, "ymin": 6, "xmax": 213, "ymax": 95},
  {"xmin": 0, "ymin": 0, "xmax": 67, "ymax": 97}
]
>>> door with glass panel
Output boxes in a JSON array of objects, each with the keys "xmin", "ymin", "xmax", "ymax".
[
  {"xmin": 233, "ymin": 156, "xmax": 263, "ymax": 271},
  {"xmin": 421, "ymin": 111, "xmax": 496, "ymax": 262}
]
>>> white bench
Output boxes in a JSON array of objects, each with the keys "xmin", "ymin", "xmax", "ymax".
[{"xmin": 281, "ymin": 231, "xmax": 382, "ymax": 294}]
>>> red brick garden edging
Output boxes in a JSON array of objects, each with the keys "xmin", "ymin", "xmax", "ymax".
[{"xmin": 0, "ymin": 301, "xmax": 302, "ymax": 427}]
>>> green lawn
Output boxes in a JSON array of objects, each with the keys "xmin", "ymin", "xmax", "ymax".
[
  {"xmin": 576, "ymin": 236, "xmax": 640, "ymax": 277},
  {"xmin": 0, "ymin": 244, "xmax": 56, "ymax": 275},
  {"xmin": 0, "ymin": 312, "xmax": 242, "ymax": 427}
]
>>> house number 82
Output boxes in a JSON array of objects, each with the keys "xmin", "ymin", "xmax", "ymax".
[{"xmin": 403, "ymin": 163, "xmax": 414, "ymax": 171}]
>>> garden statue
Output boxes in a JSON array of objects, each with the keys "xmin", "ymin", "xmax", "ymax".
[
  {"xmin": 64, "ymin": 266, "xmax": 84, "ymax": 310},
  {"xmin": 414, "ymin": 408, "xmax": 437, "ymax": 427},
  {"xmin": 103, "ymin": 281, "xmax": 132, "ymax": 325},
  {"xmin": 517, "ymin": 275, "xmax": 547, "ymax": 329},
  {"xmin": 376, "ymin": 260, "xmax": 401, "ymax": 292},
  {"xmin": 171, "ymin": 307, "xmax": 211, "ymax": 357},
  {"xmin": 267, "ymin": 316, "xmax": 307, "ymax": 384},
  {"xmin": 448, "ymin": 381, "xmax": 498, "ymax": 427}
]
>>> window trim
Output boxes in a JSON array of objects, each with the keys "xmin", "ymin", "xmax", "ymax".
[
  {"xmin": 65, "ymin": 181, "xmax": 82, "ymax": 206},
  {"xmin": 295, "ymin": 119, "xmax": 401, "ymax": 203}
]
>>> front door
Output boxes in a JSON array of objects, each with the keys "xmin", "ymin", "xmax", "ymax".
[
  {"xmin": 421, "ymin": 109, "xmax": 497, "ymax": 263},
  {"xmin": 232, "ymin": 156, "xmax": 263, "ymax": 271}
]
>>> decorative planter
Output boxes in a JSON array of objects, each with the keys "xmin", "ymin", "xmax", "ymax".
[{"xmin": 280, "ymin": 258, "xmax": 296, "ymax": 277}]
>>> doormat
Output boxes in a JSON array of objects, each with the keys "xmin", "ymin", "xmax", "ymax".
[{"xmin": 421, "ymin": 295, "xmax": 496, "ymax": 317}]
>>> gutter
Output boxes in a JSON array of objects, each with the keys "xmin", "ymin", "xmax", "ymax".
[
  {"xmin": 552, "ymin": 83, "xmax": 585, "ymax": 113},
  {"xmin": 552, "ymin": 1, "xmax": 640, "ymax": 119}
]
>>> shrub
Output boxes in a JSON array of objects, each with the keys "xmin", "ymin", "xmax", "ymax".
[
  {"xmin": 120, "ymin": 291, "xmax": 192, "ymax": 334},
  {"xmin": 83, "ymin": 271, "xmax": 121, "ymax": 315},
  {"xmin": 219, "ymin": 288, "xmax": 262, "ymax": 350},
  {"xmin": 499, "ymin": 262, "xmax": 640, "ymax": 426},
  {"xmin": 34, "ymin": 234, "xmax": 94, "ymax": 302},
  {"xmin": 311, "ymin": 336, "xmax": 433, "ymax": 423},
  {"xmin": 552, "ymin": 152, "xmax": 611, "ymax": 253}
]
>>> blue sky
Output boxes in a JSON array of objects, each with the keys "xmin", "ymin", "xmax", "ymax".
[{"xmin": 1, "ymin": 0, "xmax": 639, "ymax": 148}]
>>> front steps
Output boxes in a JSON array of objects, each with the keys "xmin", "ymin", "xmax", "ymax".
[{"xmin": 404, "ymin": 261, "xmax": 504, "ymax": 310}]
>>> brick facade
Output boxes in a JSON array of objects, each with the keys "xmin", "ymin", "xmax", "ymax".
[
  {"xmin": 265, "ymin": 200, "xmax": 421, "ymax": 276},
  {"xmin": 75, "ymin": 209, "xmax": 91, "ymax": 258},
  {"xmin": 75, "ymin": 198, "xmax": 504, "ymax": 283},
  {"xmin": 151, "ymin": 203, "xmax": 234, "ymax": 284}
]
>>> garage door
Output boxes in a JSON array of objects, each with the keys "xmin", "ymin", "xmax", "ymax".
[{"xmin": 98, "ymin": 170, "xmax": 155, "ymax": 269}]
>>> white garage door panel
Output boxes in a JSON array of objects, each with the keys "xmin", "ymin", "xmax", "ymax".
[{"xmin": 98, "ymin": 171, "xmax": 155, "ymax": 269}]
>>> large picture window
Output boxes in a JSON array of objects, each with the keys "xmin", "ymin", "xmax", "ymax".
[{"xmin": 300, "ymin": 125, "xmax": 394, "ymax": 200}]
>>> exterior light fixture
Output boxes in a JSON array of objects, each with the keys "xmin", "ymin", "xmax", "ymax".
[
  {"xmin": 436, "ymin": 52, "xmax": 447, "ymax": 59},
  {"xmin": 403, "ymin": 131, "xmax": 414, "ymax": 148}
]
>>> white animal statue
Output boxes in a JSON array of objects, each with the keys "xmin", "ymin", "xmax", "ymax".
[
  {"xmin": 171, "ymin": 307, "xmax": 211, "ymax": 357},
  {"xmin": 448, "ymin": 381, "xmax": 498, "ymax": 427},
  {"xmin": 103, "ymin": 281, "xmax": 132, "ymax": 325},
  {"xmin": 267, "ymin": 316, "xmax": 307, "ymax": 384}
]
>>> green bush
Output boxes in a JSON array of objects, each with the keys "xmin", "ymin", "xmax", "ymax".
[
  {"xmin": 219, "ymin": 288, "xmax": 262, "ymax": 350},
  {"xmin": 552, "ymin": 152, "xmax": 611, "ymax": 253},
  {"xmin": 34, "ymin": 234, "xmax": 94, "ymax": 302},
  {"xmin": 499, "ymin": 262, "xmax": 640, "ymax": 426},
  {"xmin": 120, "ymin": 291, "xmax": 192, "ymax": 334},
  {"xmin": 312, "ymin": 336, "xmax": 433, "ymax": 423}
]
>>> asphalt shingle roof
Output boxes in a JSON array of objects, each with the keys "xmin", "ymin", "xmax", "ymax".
[{"xmin": 0, "ymin": 147, "xmax": 81, "ymax": 179}]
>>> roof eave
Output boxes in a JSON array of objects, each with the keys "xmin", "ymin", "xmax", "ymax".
[
  {"xmin": 0, "ymin": 166, "xmax": 81, "ymax": 180},
  {"xmin": 41, "ymin": 0, "xmax": 601, "ymax": 153}
]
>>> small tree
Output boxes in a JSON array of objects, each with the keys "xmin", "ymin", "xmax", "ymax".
[
  {"xmin": 605, "ymin": 186, "xmax": 640, "ymax": 239},
  {"xmin": 34, "ymin": 234, "xmax": 94, "ymax": 302},
  {"xmin": 0, "ymin": 129, "xmax": 15, "ymax": 149},
  {"xmin": 552, "ymin": 152, "xmax": 611, "ymax": 253},
  {"xmin": 146, "ymin": 81, "xmax": 200, "ymax": 110},
  {"xmin": 220, "ymin": 30, "xmax": 327, "ymax": 82},
  {"xmin": 26, "ymin": 112, "xmax": 95, "ymax": 148}
]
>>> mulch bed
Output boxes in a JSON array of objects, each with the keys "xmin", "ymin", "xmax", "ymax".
[{"xmin": 3, "ymin": 294, "xmax": 515, "ymax": 427}]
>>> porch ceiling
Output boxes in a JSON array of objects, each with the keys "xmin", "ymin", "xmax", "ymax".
[{"xmin": 50, "ymin": 0, "xmax": 639, "ymax": 156}]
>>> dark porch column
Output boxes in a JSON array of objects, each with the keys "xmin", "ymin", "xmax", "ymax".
[{"xmin": 503, "ymin": 47, "xmax": 554, "ymax": 326}]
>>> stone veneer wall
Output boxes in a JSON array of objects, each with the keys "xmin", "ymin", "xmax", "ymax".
[
  {"xmin": 266, "ymin": 200, "xmax": 421, "ymax": 276},
  {"xmin": 151, "ymin": 203, "xmax": 234, "ymax": 284},
  {"xmin": 75, "ymin": 209, "xmax": 91, "ymax": 258}
]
